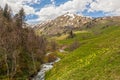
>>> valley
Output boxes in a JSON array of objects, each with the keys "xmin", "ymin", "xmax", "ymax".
[{"xmin": 0, "ymin": 4, "xmax": 120, "ymax": 80}]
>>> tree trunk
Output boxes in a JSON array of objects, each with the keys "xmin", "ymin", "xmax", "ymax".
[
  {"xmin": 31, "ymin": 53, "xmax": 37, "ymax": 72},
  {"xmin": 4, "ymin": 53, "xmax": 10, "ymax": 79},
  {"xmin": 10, "ymin": 53, "xmax": 17, "ymax": 79}
]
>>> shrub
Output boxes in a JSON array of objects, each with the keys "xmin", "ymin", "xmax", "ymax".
[
  {"xmin": 50, "ymin": 40, "xmax": 58, "ymax": 51},
  {"xmin": 45, "ymin": 53, "xmax": 57, "ymax": 63},
  {"xmin": 69, "ymin": 41, "xmax": 80, "ymax": 51},
  {"xmin": 68, "ymin": 30, "xmax": 75, "ymax": 38}
]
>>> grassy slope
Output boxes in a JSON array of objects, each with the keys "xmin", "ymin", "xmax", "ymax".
[{"xmin": 45, "ymin": 26, "xmax": 120, "ymax": 80}]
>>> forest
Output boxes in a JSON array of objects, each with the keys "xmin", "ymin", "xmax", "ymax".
[{"xmin": 0, "ymin": 4, "xmax": 49, "ymax": 79}]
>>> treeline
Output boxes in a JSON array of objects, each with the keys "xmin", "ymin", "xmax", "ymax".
[{"xmin": 0, "ymin": 4, "xmax": 47, "ymax": 79}]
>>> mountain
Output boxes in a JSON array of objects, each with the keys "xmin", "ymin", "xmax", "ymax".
[
  {"xmin": 34, "ymin": 12, "xmax": 120, "ymax": 37},
  {"xmin": 86, "ymin": 16, "xmax": 120, "ymax": 28},
  {"xmin": 34, "ymin": 12, "xmax": 92, "ymax": 36},
  {"xmin": 43, "ymin": 14, "xmax": 120, "ymax": 79}
]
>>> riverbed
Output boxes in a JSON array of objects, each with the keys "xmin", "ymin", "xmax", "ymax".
[{"xmin": 33, "ymin": 57, "xmax": 61, "ymax": 80}]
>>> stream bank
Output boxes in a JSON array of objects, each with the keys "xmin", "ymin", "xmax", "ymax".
[{"xmin": 33, "ymin": 57, "xmax": 61, "ymax": 80}]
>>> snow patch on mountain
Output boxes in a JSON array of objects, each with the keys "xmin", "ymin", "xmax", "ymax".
[{"xmin": 64, "ymin": 12, "xmax": 75, "ymax": 20}]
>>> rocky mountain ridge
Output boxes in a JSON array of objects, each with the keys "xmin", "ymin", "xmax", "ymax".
[
  {"xmin": 34, "ymin": 13, "xmax": 120, "ymax": 36},
  {"xmin": 34, "ymin": 12, "xmax": 92, "ymax": 36}
]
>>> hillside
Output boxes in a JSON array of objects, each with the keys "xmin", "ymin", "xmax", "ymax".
[
  {"xmin": 34, "ymin": 12, "xmax": 92, "ymax": 36},
  {"xmin": 34, "ymin": 14, "xmax": 120, "ymax": 37},
  {"xmin": 45, "ymin": 26, "xmax": 120, "ymax": 80}
]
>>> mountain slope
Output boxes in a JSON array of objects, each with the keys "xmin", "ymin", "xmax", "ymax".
[
  {"xmin": 34, "ymin": 13, "xmax": 92, "ymax": 36},
  {"xmin": 34, "ymin": 14, "xmax": 120, "ymax": 37},
  {"xmin": 45, "ymin": 26, "xmax": 120, "ymax": 80}
]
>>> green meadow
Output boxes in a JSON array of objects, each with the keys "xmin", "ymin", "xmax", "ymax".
[{"xmin": 45, "ymin": 26, "xmax": 120, "ymax": 80}]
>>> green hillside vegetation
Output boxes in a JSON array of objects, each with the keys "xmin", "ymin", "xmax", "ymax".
[{"xmin": 45, "ymin": 26, "xmax": 120, "ymax": 80}]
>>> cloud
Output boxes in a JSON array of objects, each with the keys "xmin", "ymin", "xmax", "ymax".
[
  {"xmin": 1, "ymin": 0, "xmax": 120, "ymax": 24},
  {"xmin": 89, "ymin": 0, "xmax": 120, "ymax": 16},
  {"xmin": 27, "ymin": 18, "xmax": 41, "ymax": 24},
  {"xmin": 0, "ymin": 0, "xmax": 41, "ymax": 14},
  {"xmin": 35, "ymin": 0, "xmax": 120, "ymax": 23},
  {"xmin": 36, "ymin": 0, "xmax": 93, "ymax": 22},
  {"xmin": 51, "ymin": 0, "xmax": 55, "ymax": 5}
]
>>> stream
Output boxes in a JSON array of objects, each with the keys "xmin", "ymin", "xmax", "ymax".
[{"xmin": 33, "ymin": 57, "xmax": 61, "ymax": 80}]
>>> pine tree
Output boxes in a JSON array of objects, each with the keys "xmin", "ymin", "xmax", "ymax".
[
  {"xmin": 69, "ymin": 30, "xmax": 74, "ymax": 38},
  {"xmin": 15, "ymin": 8, "xmax": 25, "ymax": 28},
  {"xmin": 3, "ymin": 4, "xmax": 11, "ymax": 20},
  {"xmin": 18, "ymin": 8, "xmax": 25, "ymax": 27}
]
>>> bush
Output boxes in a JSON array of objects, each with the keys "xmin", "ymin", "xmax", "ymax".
[
  {"xmin": 44, "ymin": 53, "xmax": 57, "ymax": 63},
  {"xmin": 50, "ymin": 40, "xmax": 58, "ymax": 51},
  {"xmin": 69, "ymin": 41, "xmax": 80, "ymax": 51},
  {"xmin": 68, "ymin": 30, "xmax": 75, "ymax": 38}
]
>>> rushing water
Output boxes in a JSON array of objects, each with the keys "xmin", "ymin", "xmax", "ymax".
[{"xmin": 33, "ymin": 58, "xmax": 61, "ymax": 80}]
